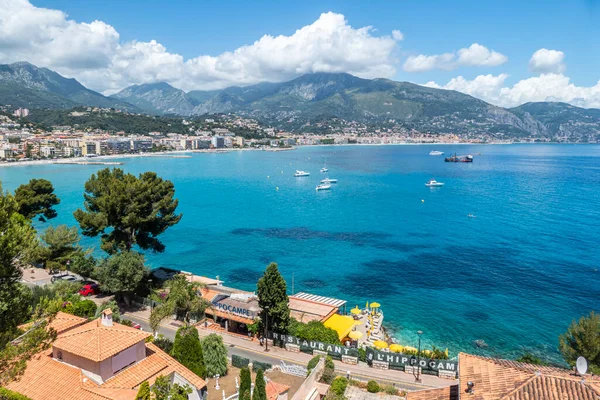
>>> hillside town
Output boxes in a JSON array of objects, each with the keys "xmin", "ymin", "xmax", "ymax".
[{"xmin": 0, "ymin": 106, "xmax": 568, "ymax": 162}]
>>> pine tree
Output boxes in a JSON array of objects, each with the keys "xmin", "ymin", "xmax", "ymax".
[
  {"xmin": 257, "ymin": 262, "xmax": 290, "ymax": 334},
  {"xmin": 559, "ymin": 311, "xmax": 600, "ymax": 374},
  {"xmin": 135, "ymin": 381, "xmax": 151, "ymax": 400},
  {"xmin": 14, "ymin": 178, "xmax": 60, "ymax": 221},
  {"xmin": 172, "ymin": 326, "xmax": 206, "ymax": 378},
  {"xmin": 239, "ymin": 367, "xmax": 251, "ymax": 399},
  {"xmin": 253, "ymin": 369, "xmax": 267, "ymax": 400}
]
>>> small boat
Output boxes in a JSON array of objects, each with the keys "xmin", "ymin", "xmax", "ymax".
[
  {"xmin": 316, "ymin": 183, "xmax": 332, "ymax": 191},
  {"xmin": 468, "ymin": 214, "xmax": 476, "ymax": 218},
  {"xmin": 425, "ymin": 179, "xmax": 444, "ymax": 187},
  {"xmin": 429, "ymin": 150, "xmax": 444, "ymax": 156},
  {"xmin": 320, "ymin": 178, "xmax": 338, "ymax": 184},
  {"xmin": 294, "ymin": 170, "xmax": 310, "ymax": 177},
  {"xmin": 320, "ymin": 167, "xmax": 328, "ymax": 173}
]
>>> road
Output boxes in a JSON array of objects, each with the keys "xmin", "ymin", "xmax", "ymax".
[{"xmin": 125, "ymin": 314, "xmax": 437, "ymax": 392}]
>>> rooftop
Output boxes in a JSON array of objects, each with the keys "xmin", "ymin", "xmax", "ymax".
[
  {"xmin": 288, "ymin": 297, "xmax": 338, "ymax": 323},
  {"xmin": 53, "ymin": 318, "xmax": 151, "ymax": 362},
  {"xmin": 291, "ymin": 292, "xmax": 347, "ymax": 308}
]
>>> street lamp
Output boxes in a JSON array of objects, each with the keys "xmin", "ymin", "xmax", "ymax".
[
  {"xmin": 415, "ymin": 330, "xmax": 423, "ymax": 383},
  {"xmin": 264, "ymin": 305, "xmax": 270, "ymax": 352}
]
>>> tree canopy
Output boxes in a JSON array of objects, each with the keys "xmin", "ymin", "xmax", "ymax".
[
  {"xmin": 36, "ymin": 225, "xmax": 85, "ymax": 271},
  {"xmin": 288, "ymin": 320, "xmax": 339, "ymax": 345},
  {"xmin": 135, "ymin": 381, "xmax": 151, "ymax": 400},
  {"xmin": 257, "ymin": 262, "xmax": 290, "ymax": 334},
  {"xmin": 559, "ymin": 311, "xmax": 600, "ymax": 374},
  {"xmin": 14, "ymin": 179, "xmax": 60, "ymax": 222},
  {"xmin": 201, "ymin": 333, "xmax": 229, "ymax": 377},
  {"xmin": 239, "ymin": 367, "xmax": 251, "ymax": 399},
  {"xmin": 150, "ymin": 275, "xmax": 211, "ymax": 331},
  {"xmin": 151, "ymin": 375, "xmax": 192, "ymax": 400},
  {"xmin": 0, "ymin": 184, "xmax": 38, "ymax": 348},
  {"xmin": 252, "ymin": 368, "xmax": 267, "ymax": 400},
  {"xmin": 95, "ymin": 251, "xmax": 148, "ymax": 305},
  {"xmin": 73, "ymin": 168, "xmax": 182, "ymax": 254},
  {"xmin": 172, "ymin": 326, "xmax": 206, "ymax": 378}
]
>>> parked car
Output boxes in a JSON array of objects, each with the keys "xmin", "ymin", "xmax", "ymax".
[
  {"xmin": 79, "ymin": 283, "xmax": 100, "ymax": 296},
  {"xmin": 131, "ymin": 322, "xmax": 142, "ymax": 330},
  {"xmin": 51, "ymin": 274, "xmax": 81, "ymax": 283}
]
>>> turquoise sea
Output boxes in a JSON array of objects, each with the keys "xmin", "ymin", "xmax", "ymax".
[{"xmin": 1, "ymin": 144, "xmax": 599, "ymax": 362}]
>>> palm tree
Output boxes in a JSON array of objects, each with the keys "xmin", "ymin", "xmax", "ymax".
[{"xmin": 150, "ymin": 275, "xmax": 212, "ymax": 333}]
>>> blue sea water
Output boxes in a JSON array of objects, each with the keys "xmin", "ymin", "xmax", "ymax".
[{"xmin": 1, "ymin": 144, "xmax": 599, "ymax": 361}]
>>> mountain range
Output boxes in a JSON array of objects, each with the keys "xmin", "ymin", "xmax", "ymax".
[{"xmin": 1, "ymin": 61, "xmax": 599, "ymax": 139}]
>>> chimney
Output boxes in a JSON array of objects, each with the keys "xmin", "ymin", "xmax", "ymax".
[{"xmin": 101, "ymin": 309, "xmax": 113, "ymax": 327}]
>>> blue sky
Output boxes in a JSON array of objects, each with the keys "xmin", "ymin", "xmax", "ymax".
[
  {"xmin": 3, "ymin": 0, "xmax": 600, "ymax": 107},
  {"xmin": 33, "ymin": 0, "xmax": 599, "ymax": 86}
]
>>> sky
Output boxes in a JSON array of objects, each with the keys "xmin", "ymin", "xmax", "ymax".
[{"xmin": 1, "ymin": 0, "xmax": 600, "ymax": 108}]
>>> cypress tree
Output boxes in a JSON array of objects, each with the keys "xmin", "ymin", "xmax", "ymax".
[
  {"xmin": 135, "ymin": 381, "xmax": 151, "ymax": 400},
  {"xmin": 257, "ymin": 262, "xmax": 290, "ymax": 334},
  {"xmin": 239, "ymin": 367, "xmax": 251, "ymax": 399},
  {"xmin": 172, "ymin": 326, "xmax": 206, "ymax": 378},
  {"xmin": 201, "ymin": 333, "xmax": 229, "ymax": 376},
  {"xmin": 253, "ymin": 369, "xmax": 267, "ymax": 400}
]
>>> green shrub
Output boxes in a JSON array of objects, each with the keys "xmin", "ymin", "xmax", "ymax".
[
  {"xmin": 120, "ymin": 319, "xmax": 134, "ymax": 327},
  {"xmin": 289, "ymin": 320, "xmax": 339, "ymax": 345},
  {"xmin": 72, "ymin": 299, "xmax": 97, "ymax": 318},
  {"xmin": 0, "ymin": 387, "xmax": 33, "ymax": 400},
  {"xmin": 253, "ymin": 361, "xmax": 272, "ymax": 372},
  {"xmin": 321, "ymin": 356, "xmax": 336, "ymax": 384},
  {"xmin": 357, "ymin": 347, "xmax": 366, "ymax": 363},
  {"xmin": 366, "ymin": 381, "xmax": 380, "ymax": 393},
  {"xmin": 173, "ymin": 326, "xmax": 206, "ymax": 378},
  {"xmin": 201, "ymin": 333, "xmax": 228, "ymax": 377},
  {"xmin": 232, "ymin": 354, "xmax": 250, "ymax": 369},
  {"xmin": 330, "ymin": 377, "xmax": 348, "ymax": 396},
  {"xmin": 153, "ymin": 335, "xmax": 174, "ymax": 354},
  {"xmin": 307, "ymin": 355, "xmax": 321, "ymax": 375},
  {"xmin": 382, "ymin": 385, "xmax": 398, "ymax": 395},
  {"xmin": 135, "ymin": 381, "xmax": 151, "ymax": 400}
]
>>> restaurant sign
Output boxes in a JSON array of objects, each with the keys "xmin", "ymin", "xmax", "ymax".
[
  {"xmin": 212, "ymin": 301, "xmax": 255, "ymax": 318},
  {"xmin": 366, "ymin": 347, "xmax": 457, "ymax": 373},
  {"xmin": 269, "ymin": 332, "xmax": 358, "ymax": 357}
]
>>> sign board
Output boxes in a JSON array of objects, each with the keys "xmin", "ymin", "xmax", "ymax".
[
  {"xmin": 269, "ymin": 332, "xmax": 358, "ymax": 357},
  {"xmin": 366, "ymin": 347, "xmax": 457, "ymax": 373}
]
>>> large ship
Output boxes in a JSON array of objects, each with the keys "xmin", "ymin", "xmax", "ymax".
[{"xmin": 445, "ymin": 153, "xmax": 473, "ymax": 163}]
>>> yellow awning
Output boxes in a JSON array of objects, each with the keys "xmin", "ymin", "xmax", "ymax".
[
  {"xmin": 389, "ymin": 344, "xmax": 403, "ymax": 353},
  {"xmin": 350, "ymin": 306, "xmax": 361, "ymax": 315},
  {"xmin": 370, "ymin": 302, "xmax": 381, "ymax": 308},
  {"xmin": 404, "ymin": 346, "xmax": 417, "ymax": 352},
  {"xmin": 324, "ymin": 314, "xmax": 357, "ymax": 341},
  {"xmin": 373, "ymin": 340, "xmax": 388, "ymax": 349},
  {"xmin": 348, "ymin": 331, "xmax": 363, "ymax": 340}
]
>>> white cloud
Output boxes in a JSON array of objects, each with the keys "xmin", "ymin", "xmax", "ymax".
[
  {"xmin": 424, "ymin": 73, "xmax": 600, "ymax": 108},
  {"xmin": 529, "ymin": 48, "xmax": 566, "ymax": 74},
  {"xmin": 392, "ymin": 30, "xmax": 404, "ymax": 41},
  {"xmin": 0, "ymin": 1, "xmax": 400, "ymax": 93},
  {"xmin": 403, "ymin": 43, "xmax": 507, "ymax": 72}
]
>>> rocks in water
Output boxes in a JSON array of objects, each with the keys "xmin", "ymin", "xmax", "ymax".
[{"xmin": 473, "ymin": 339, "xmax": 488, "ymax": 349}]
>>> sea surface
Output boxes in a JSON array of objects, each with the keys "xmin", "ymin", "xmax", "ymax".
[{"xmin": 1, "ymin": 144, "xmax": 599, "ymax": 362}]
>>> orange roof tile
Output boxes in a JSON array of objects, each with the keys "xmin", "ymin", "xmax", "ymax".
[
  {"xmin": 266, "ymin": 380, "xmax": 290, "ymax": 400},
  {"xmin": 457, "ymin": 353, "xmax": 600, "ymax": 400},
  {"xmin": 53, "ymin": 319, "xmax": 151, "ymax": 362},
  {"xmin": 406, "ymin": 385, "xmax": 458, "ymax": 400},
  {"xmin": 17, "ymin": 312, "xmax": 87, "ymax": 335}
]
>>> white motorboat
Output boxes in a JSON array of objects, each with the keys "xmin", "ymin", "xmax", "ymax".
[
  {"xmin": 429, "ymin": 150, "xmax": 444, "ymax": 156},
  {"xmin": 320, "ymin": 167, "xmax": 328, "ymax": 173},
  {"xmin": 320, "ymin": 178, "xmax": 338, "ymax": 184},
  {"xmin": 294, "ymin": 170, "xmax": 310, "ymax": 177},
  {"xmin": 316, "ymin": 183, "xmax": 331, "ymax": 191},
  {"xmin": 425, "ymin": 179, "xmax": 444, "ymax": 187}
]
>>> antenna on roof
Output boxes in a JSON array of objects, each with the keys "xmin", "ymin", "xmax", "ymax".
[{"xmin": 576, "ymin": 357, "xmax": 588, "ymax": 376}]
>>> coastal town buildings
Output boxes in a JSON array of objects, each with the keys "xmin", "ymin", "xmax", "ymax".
[{"xmin": 7, "ymin": 310, "xmax": 208, "ymax": 400}]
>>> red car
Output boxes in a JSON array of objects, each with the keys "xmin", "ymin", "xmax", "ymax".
[{"xmin": 79, "ymin": 283, "xmax": 100, "ymax": 296}]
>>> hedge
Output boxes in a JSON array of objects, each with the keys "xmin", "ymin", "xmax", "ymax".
[
  {"xmin": 0, "ymin": 388, "xmax": 33, "ymax": 400},
  {"xmin": 232, "ymin": 354, "xmax": 250, "ymax": 369},
  {"xmin": 252, "ymin": 361, "xmax": 272, "ymax": 372}
]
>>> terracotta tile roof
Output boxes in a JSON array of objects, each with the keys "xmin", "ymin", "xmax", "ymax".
[
  {"xmin": 53, "ymin": 319, "xmax": 151, "ymax": 362},
  {"xmin": 406, "ymin": 385, "xmax": 459, "ymax": 400},
  {"xmin": 5, "ymin": 350, "xmax": 112, "ymax": 400},
  {"xmin": 6, "ymin": 323, "xmax": 206, "ymax": 400},
  {"xmin": 102, "ymin": 343, "xmax": 206, "ymax": 391},
  {"xmin": 458, "ymin": 352, "xmax": 600, "ymax": 400},
  {"xmin": 266, "ymin": 380, "xmax": 290, "ymax": 400},
  {"xmin": 17, "ymin": 312, "xmax": 87, "ymax": 335}
]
